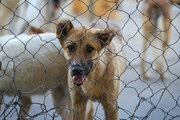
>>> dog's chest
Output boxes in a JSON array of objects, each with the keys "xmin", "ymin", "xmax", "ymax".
[{"xmin": 81, "ymin": 79, "xmax": 108, "ymax": 100}]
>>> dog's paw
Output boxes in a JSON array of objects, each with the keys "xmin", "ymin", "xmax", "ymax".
[
  {"xmin": 142, "ymin": 74, "xmax": 150, "ymax": 80},
  {"xmin": 161, "ymin": 75, "xmax": 166, "ymax": 80}
]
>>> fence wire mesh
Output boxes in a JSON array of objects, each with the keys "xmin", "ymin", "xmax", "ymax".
[{"xmin": 0, "ymin": 0, "xmax": 180, "ymax": 120}]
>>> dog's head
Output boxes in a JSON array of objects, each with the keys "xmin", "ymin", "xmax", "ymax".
[{"xmin": 56, "ymin": 19, "xmax": 115, "ymax": 86}]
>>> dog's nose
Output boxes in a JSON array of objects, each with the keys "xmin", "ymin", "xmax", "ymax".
[{"xmin": 71, "ymin": 65, "xmax": 84, "ymax": 76}]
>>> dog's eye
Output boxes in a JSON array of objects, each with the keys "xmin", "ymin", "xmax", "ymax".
[
  {"xmin": 86, "ymin": 46, "xmax": 94, "ymax": 53},
  {"xmin": 67, "ymin": 45, "xmax": 76, "ymax": 52}
]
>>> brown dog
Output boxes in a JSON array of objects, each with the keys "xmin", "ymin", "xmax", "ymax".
[
  {"xmin": 141, "ymin": 0, "xmax": 180, "ymax": 80},
  {"xmin": 56, "ymin": 19, "xmax": 126, "ymax": 120},
  {"xmin": 72, "ymin": 0, "xmax": 122, "ymax": 20}
]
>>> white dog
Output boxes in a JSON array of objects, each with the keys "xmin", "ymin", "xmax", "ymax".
[{"xmin": 0, "ymin": 33, "xmax": 70, "ymax": 120}]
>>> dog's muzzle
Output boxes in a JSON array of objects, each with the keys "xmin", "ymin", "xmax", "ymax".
[
  {"xmin": 71, "ymin": 65, "xmax": 86, "ymax": 86},
  {"xmin": 70, "ymin": 61, "xmax": 93, "ymax": 86},
  {"xmin": 71, "ymin": 65, "xmax": 83, "ymax": 76}
]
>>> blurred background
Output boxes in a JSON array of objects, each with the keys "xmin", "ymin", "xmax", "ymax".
[{"xmin": 0, "ymin": 0, "xmax": 180, "ymax": 119}]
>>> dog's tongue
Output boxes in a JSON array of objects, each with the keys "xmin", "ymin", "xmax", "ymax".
[
  {"xmin": 72, "ymin": 75, "xmax": 86, "ymax": 86},
  {"xmin": 53, "ymin": 4, "xmax": 59, "ymax": 9}
]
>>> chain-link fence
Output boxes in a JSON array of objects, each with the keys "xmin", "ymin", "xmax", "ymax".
[{"xmin": 0, "ymin": 0, "xmax": 180, "ymax": 119}]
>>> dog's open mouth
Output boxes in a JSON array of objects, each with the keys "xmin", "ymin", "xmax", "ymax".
[
  {"xmin": 72, "ymin": 75, "xmax": 86, "ymax": 86},
  {"xmin": 70, "ymin": 60, "xmax": 93, "ymax": 86},
  {"xmin": 53, "ymin": 4, "xmax": 59, "ymax": 9},
  {"xmin": 53, "ymin": 0, "xmax": 60, "ymax": 9}
]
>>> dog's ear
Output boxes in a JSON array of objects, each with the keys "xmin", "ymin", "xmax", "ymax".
[
  {"xmin": 56, "ymin": 19, "xmax": 74, "ymax": 45},
  {"xmin": 95, "ymin": 29, "xmax": 115, "ymax": 47},
  {"xmin": 29, "ymin": 26, "xmax": 44, "ymax": 35}
]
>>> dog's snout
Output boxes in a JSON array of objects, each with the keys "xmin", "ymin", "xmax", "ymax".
[{"xmin": 71, "ymin": 65, "xmax": 84, "ymax": 75}]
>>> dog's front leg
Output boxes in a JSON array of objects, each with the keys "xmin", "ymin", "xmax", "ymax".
[
  {"xmin": 51, "ymin": 86, "xmax": 71, "ymax": 120},
  {"xmin": 19, "ymin": 96, "xmax": 32, "ymax": 119},
  {"xmin": 162, "ymin": 6, "xmax": 171, "ymax": 50},
  {"xmin": 71, "ymin": 91, "xmax": 87, "ymax": 120},
  {"xmin": 141, "ymin": 13, "xmax": 155, "ymax": 80},
  {"xmin": 101, "ymin": 99, "xmax": 119, "ymax": 120}
]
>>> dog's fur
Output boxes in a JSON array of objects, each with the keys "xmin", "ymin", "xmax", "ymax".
[
  {"xmin": 141, "ymin": 0, "xmax": 180, "ymax": 80},
  {"xmin": 0, "ymin": 33, "xmax": 70, "ymax": 119},
  {"xmin": 56, "ymin": 19, "xmax": 126, "ymax": 120},
  {"xmin": 71, "ymin": 0, "xmax": 122, "ymax": 20}
]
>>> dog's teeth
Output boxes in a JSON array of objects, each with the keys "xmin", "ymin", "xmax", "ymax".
[{"xmin": 72, "ymin": 75, "xmax": 86, "ymax": 86}]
